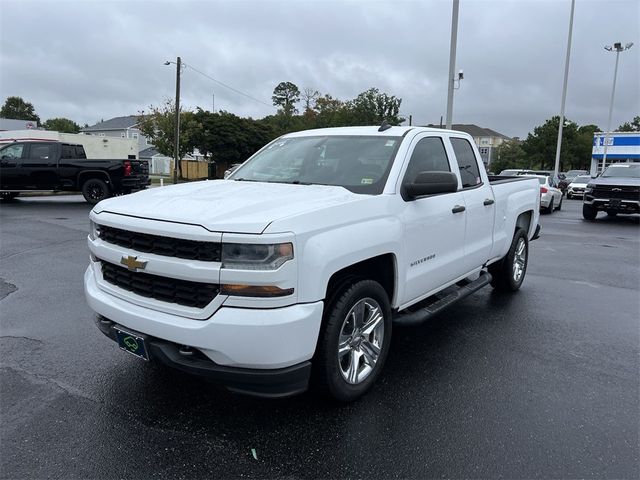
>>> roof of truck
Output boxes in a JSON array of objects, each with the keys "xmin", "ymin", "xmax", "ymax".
[{"xmin": 283, "ymin": 126, "xmax": 470, "ymax": 138}]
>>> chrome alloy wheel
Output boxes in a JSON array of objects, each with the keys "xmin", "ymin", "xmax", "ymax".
[
  {"xmin": 337, "ymin": 298, "xmax": 385, "ymax": 385},
  {"xmin": 512, "ymin": 237, "xmax": 527, "ymax": 283}
]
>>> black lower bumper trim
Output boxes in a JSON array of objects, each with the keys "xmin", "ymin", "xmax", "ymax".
[{"xmin": 95, "ymin": 315, "xmax": 311, "ymax": 398}]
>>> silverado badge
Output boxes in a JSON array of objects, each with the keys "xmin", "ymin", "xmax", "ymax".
[{"xmin": 120, "ymin": 255, "xmax": 147, "ymax": 272}]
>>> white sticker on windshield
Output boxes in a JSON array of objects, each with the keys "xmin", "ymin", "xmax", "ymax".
[
  {"xmin": 361, "ymin": 178, "xmax": 373, "ymax": 185},
  {"xmin": 385, "ymin": 140, "xmax": 396, "ymax": 147}
]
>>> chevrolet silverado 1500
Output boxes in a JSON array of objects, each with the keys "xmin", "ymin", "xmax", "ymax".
[{"xmin": 84, "ymin": 126, "xmax": 540, "ymax": 401}]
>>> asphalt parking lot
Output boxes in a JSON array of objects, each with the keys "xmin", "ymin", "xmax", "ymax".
[{"xmin": 1, "ymin": 194, "xmax": 638, "ymax": 479}]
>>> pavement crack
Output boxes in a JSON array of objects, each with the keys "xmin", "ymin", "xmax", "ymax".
[
  {"xmin": 0, "ymin": 335, "xmax": 43, "ymax": 344},
  {"xmin": 0, "ymin": 238, "xmax": 78, "ymax": 261},
  {"xmin": 0, "ymin": 278, "xmax": 18, "ymax": 300},
  {"xmin": 0, "ymin": 363, "xmax": 101, "ymax": 405}
]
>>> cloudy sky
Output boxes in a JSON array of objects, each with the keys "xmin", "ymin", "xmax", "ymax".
[{"xmin": 1, "ymin": 0, "xmax": 638, "ymax": 138}]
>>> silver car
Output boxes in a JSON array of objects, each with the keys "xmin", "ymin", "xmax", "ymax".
[{"xmin": 567, "ymin": 175, "xmax": 592, "ymax": 199}]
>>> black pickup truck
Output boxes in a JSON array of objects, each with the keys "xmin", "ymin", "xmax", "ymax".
[
  {"xmin": 0, "ymin": 141, "xmax": 149, "ymax": 203},
  {"xmin": 583, "ymin": 163, "xmax": 640, "ymax": 220}
]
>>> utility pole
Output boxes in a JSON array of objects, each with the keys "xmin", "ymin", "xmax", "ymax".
[
  {"xmin": 212, "ymin": 92, "xmax": 215, "ymax": 113},
  {"xmin": 173, "ymin": 56, "xmax": 181, "ymax": 185},
  {"xmin": 602, "ymin": 42, "xmax": 633, "ymax": 171},
  {"xmin": 445, "ymin": 0, "xmax": 460, "ymax": 129},
  {"xmin": 553, "ymin": 0, "xmax": 575, "ymax": 179}
]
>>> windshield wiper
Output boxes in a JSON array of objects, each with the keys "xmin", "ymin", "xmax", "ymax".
[{"xmin": 234, "ymin": 178, "xmax": 259, "ymax": 182}]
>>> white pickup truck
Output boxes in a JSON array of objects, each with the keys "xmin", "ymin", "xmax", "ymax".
[{"xmin": 84, "ymin": 126, "xmax": 540, "ymax": 401}]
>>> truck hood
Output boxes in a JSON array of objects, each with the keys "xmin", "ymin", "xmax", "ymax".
[
  {"xmin": 95, "ymin": 180, "xmax": 362, "ymax": 234},
  {"xmin": 589, "ymin": 177, "xmax": 640, "ymax": 187}
]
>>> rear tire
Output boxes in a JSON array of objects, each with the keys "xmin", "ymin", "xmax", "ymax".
[
  {"xmin": 582, "ymin": 204, "xmax": 597, "ymax": 221},
  {"xmin": 488, "ymin": 228, "xmax": 528, "ymax": 292},
  {"xmin": 314, "ymin": 279, "xmax": 392, "ymax": 402},
  {"xmin": 544, "ymin": 198, "xmax": 554, "ymax": 214},
  {"xmin": 0, "ymin": 192, "xmax": 19, "ymax": 201},
  {"xmin": 82, "ymin": 178, "xmax": 111, "ymax": 204},
  {"xmin": 556, "ymin": 196, "xmax": 563, "ymax": 211}
]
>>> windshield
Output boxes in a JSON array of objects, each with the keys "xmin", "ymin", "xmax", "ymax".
[
  {"xmin": 230, "ymin": 135, "xmax": 402, "ymax": 194},
  {"xmin": 566, "ymin": 170, "xmax": 587, "ymax": 177},
  {"xmin": 601, "ymin": 164, "xmax": 640, "ymax": 178},
  {"xmin": 571, "ymin": 175, "xmax": 591, "ymax": 183}
]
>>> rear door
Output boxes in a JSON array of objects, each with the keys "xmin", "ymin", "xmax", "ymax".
[
  {"xmin": 448, "ymin": 136, "xmax": 495, "ymax": 273},
  {"xmin": 23, "ymin": 142, "xmax": 59, "ymax": 189},
  {"xmin": 0, "ymin": 143, "xmax": 27, "ymax": 189},
  {"xmin": 399, "ymin": 134, "xmax": 468, "ymax": 306}
]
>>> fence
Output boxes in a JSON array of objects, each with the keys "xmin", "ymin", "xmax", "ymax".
[{"xmin": 179, "ymin": 160, "xmax": 209, "ymax": 180}]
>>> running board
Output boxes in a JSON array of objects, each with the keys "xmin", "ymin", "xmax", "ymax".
[{"xmin": 393, "ymin": 272, "xmax": 492, "ymax": 326}]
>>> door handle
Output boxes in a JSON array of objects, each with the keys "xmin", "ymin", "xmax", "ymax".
[
  {"xmin": 483, "ymin": 198, "xmax": 495, "ymax": 206},
  {"xmin": 452, "ymin": 205, "xmax": 466, "ymax": 214}
]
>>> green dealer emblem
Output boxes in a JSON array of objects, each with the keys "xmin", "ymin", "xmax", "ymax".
[{"xmin": 123, "ymin": 336, "xmax": 139, "ymax": 351}]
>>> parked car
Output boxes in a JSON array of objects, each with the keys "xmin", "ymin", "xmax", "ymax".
[
  {"xmin": 223, "ymin": 163, "xmax": 243, "ymax": 179},
  {"xmin": 0, "ymin": 141, "xmax": 149, "ymax": 203},
  {"xmin": 564, "ymin": 169, "xmax": 589, "ymax": 183},
  {"xmin": 85, "ymin": 125, "xmax": 541, "ymax": 401},
  {"xmin": 583, "ymin": 164, "xmax": 640, "ymax": 220},
  {"xmin": 519, "ymin": 174, "xmax": 563, "ymax": 213},
  {"xmin": 566, "ymin": 175, "xmax": 592, "ymax": 199}
]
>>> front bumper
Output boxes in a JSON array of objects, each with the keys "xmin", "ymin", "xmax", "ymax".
[
  {"xmin": 84, "ymin": 266, "xmax": 324, "ymax": 369},
  {"xmin": 95, "ymin": 316, "xmax": 311, "ymax": 398},
  {"xmin": 584, "ymin": 196, "xmax": 640, "ymax": 214}
]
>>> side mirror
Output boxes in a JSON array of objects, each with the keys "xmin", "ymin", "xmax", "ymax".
[{"xmin": 403, "ymin": 171, "xmax": 458, "ymax": 200}]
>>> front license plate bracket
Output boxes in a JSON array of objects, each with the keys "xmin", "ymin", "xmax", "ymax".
[{"xmin": 115, "ymin": 328, "xmax": 150, "ymax": 361}]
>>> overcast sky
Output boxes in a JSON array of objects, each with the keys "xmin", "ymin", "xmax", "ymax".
[{"xmin": 1, "ymin": 0, "xmax": 638, "ymax": 138}]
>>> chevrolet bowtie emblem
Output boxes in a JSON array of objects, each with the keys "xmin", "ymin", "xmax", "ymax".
[{"xmin": 120, "ymin": 255, "xmax": 147, "ymax": 271}]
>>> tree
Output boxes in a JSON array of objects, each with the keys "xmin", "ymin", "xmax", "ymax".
[
  {"xmin": 272, "ymin": 82, "xmax": 301, "ymax": 116},
  {"xmin": 618, "ymin": 116, "xmax": 640, "ymax": 132},
  {"xmin": 1, "ymin": 96, "xmax": 40, "ymax": 124},
  {"xmin": 188, "ymin": 109, "xmax": 276, "ymax": 175},
  {"xmin": 570, "ymin": 124, "xmax": 600, "ymax": 170},
  {"xmin": 345, "ymin": 87, "xmax": 404, "ymax": 126},
  {"xmin": 137, "ymin": 99, "xmax": 196, "ymax": 178},
  {"xmin": 301, "ymin": 87, "xmax": 320, "ymax": 114},
  {"xmin": 491, "ymin": 140, "xmax": 527, "ymax": 174},
  {"xmin": 42, "ymin": 117, "xmax": 81, "ymax": 133},
  {"xmin": 521, "ymin": 116, "xmax": 579, "ymax": 171}
]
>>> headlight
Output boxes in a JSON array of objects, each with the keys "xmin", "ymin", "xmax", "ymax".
[
  {"xmin": 89, "ymin": 220, "xmax": 101, "ymax": 240},
  {"xmin": 221, "ymin": 242, "xmax": 293, "ymax": 270},
  {"xmin": 585, "ymin": 184, "xmax": 594, "ymax": 193}
]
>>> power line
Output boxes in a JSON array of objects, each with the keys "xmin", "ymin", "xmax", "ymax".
[{"xmin": 183, "ymin": 61, "xmax": 273, "ymax": 109}]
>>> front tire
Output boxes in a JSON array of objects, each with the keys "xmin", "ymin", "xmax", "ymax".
[
  {"xmin": 82, "ymin": 178, "xmax": 111, "ymax": 204},
  {"xmin": 582, "ymin": 204, "xmax": 597, "ymax": 221},
  {"xmin": 314, "ymin": 279, "xmax": 392, "ymax": 402},
  {"xmin": 488, "ymin": 228, "xmax": 528, "ymax": 292}
]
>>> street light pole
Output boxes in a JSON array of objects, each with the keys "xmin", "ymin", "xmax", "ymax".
[
  {"xmin": 212, "ymin": 92, "xmax": 215, "ymax": 113},
  {"xmin": 601, "ymin": 42, "xmax": 633, "ymax": 170},
  {"xmin": 173, "ymin": 56, "xmax": 181, "ymax": 185},
  {"xmin": 445, "ymin": 0, "xmax": 459, "ymax": 129},
  {"xmin": 553, "ymin": 0, "xmax": 575, "ymax": 179}
]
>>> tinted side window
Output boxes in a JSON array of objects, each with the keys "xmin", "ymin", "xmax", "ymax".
[
  {"xmin": 62, "ymin": 145, "xmax": 75, "ymax": 159},
  {"xmin": 450, "ymin": 138, "xmax": 482, "ymax": 188},
  {"xmin": 0, "ymin": 143, "xmax": 25, "ymax": 159},
  {"xmin": 29, "ymin": 143, "xmax": 54, "ymax": 160},
  {"xmin": 75, "ymin": 146, "xmax": 86, "ymax": 158},
  {"xmin": 403, "ymin": 137, "xmax": 451, "ymax": 183}
]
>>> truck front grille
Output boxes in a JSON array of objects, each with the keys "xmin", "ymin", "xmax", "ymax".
[
  {"xmin": 98, "ymin": 225, "xmax": 221, "ymax": 262},
  {"xmin": 592, "ymin": 185, "xmax": 640, "ymax": 200},
  {"xmin": 101, "ymin": 261, "xmax": 219, "ymax": 308}
]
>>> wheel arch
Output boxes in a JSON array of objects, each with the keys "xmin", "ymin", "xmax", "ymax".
[{"xmin": 77, "ymin": 171, "xmax": 112, "ymax": 190}]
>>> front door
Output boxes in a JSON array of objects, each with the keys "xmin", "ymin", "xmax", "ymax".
[
  {"xmin": 0, "ymin": 143, "xmax": 27, "ymax": 189},
  {"xmin": 399, "ymin": 135, "xmax": 468, "ymax": 307}
]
